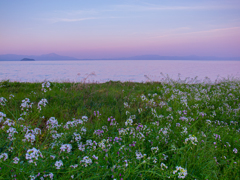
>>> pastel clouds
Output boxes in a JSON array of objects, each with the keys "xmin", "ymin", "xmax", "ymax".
[{"xmin": 0, "ymin": 0, "xmax": 240, "ymax": 58}]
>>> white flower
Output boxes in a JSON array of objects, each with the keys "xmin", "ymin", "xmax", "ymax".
[
  {"xmin": 46, "ymin": 117, "xmax": 60, "ymax": 129},
  {"xmin": 60, "ymin": 144, "xmax": 72, "ymax": 153},
  {"xmin": 23, "ymin": 132, "xmax": 36, "ymax": 143},
  {"xmin": 151, "ymin": 146, "xmax": 159, "ymax": 153},
  {"xmin": 0, "ymin": 97, "xmax": 7, "ymax": 106},
  {"xmin": 7, "ymin": 127, "xmax": 18, "ymax": 141},
  {"xmin": 82, "ymin": 116, "xmax": 88, "ymax": 122},
  {"xmin": 37, "ymin": 98, "xmax": 48, "ymax": 110},
  {"xmin": 13, "ymin": 157, "xmax": 20, "ymax": 164},
  {"xmin": 184, "ymin": 135, "xmax": 198, "ymax": 145},
  {"xmin": 173, "ymin": 166, "xmax": 187, "ymax": 179},
  {"xmin": 92, "ymin": 155, "xmax": 98, "ymax": 160},
  {"xmin": 80, "ymin": 156, "xmax": 92, "ymax": 167},
  {"xmin": 25, "ymin": 148, "xmax": 43, "ymax": 164},
  {"xmin": 0, "ymin": 153, "xmax": 8, "ymax": 161},
  {"xmin": 73, "ymin": 133, "xmax": 81, "ymax": 142},
  {"xmin": 50, "ymin": 155, "xmax": 56, "ymax": 159},
  {"xmin": 233, "ymin": 148, "xmax": 238, "ymax": 153},
  {"xmin": 135, "ymin": 151, "xmax": 144, "ymax": 160},
  {"xmin": 160, "ymin": 162, "xmax": 168, "ymax": 170},
  {"xmin": 55, "ymin": 160, "xmax": 63, "ymax": 169},
  {"xmin": 125, "ymin": 118, "xmax": 133, "ymax": 126}
]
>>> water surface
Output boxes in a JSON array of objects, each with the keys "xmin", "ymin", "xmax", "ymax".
[{"xmin": 1, "ymin": 60, "xmax": 240, "ymax": 83}]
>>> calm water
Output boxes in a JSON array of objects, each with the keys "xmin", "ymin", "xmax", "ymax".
[{"xmin": 0, "ymin": 60, "xmax": 240, "ymax": 83}]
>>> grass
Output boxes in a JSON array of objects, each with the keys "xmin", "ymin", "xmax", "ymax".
[{"xmin": 0, "ymin": 79, "xmax": 239, "ymax": 179}]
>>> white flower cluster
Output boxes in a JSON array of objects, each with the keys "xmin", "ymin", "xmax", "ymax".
[
  {"xmin": 37, "ymin": 98, "xmax": 48, "ymax": 111},
  {"xmin": 80, "ymin": 156, "xmax": 92, "ymax": 167},
  {"xmin": 60, "ymin": 144, "xmax": 72, "ymax": 153},
  {"xmin": 13, "ymin": 157, "xmax": 20, "ymax": 164},
  {"xmin": 55, "ymin": 160, "xmax": 63, "ymax": 169},
  {"xmin": 3, "ymin": 118, "xmax": 15, "ymax": 126},
  {"xmin": 73, "ymin": 133, "xmax": 81, "ymax": 142},
  {"xmin": 173, "ymin": 166, "xmax": 187, "ymax": 179},
  {"xmin": 20, "ymin": 98, "xmax": 33, "ymax": 111},
  {"xmin": 0, "ymin": 153, "xmax": 8, "ymax": 161},
  {"xmin": 25, "ymin": 148, "xmax": 43, "ymax": 164},
  {"xmin": 151, "ymin": 146, "xmax": 159, "ymax": 153},
  {"xmin": 7, "ymin": 127, "xmax": 18, "ymax": 141},
  {"xmin": 184, "ymin": 134, "xmax": 198, "ymax": 145},
  {"xmin": 0, "ymin": 97, "xmax": 7, "ymax": 106},
  {"xmin": 135, "ymin": 151, "xmax": 145, "ymax": 160},
  {"xmin": 124, "ymin": 102, "xmax": 130, "ymax": 108},
  {"xmin": 64, "ymin": 118, "xmax": 83, "ymax": 129},
  {"xmin": 42, "ymin": 81, "xmax": 51, "ymax": 92},
  {"xmin": 160, "ymin": 162, "xmax": 168, "ymax": 170},
  {"xmin": 46, "ymin": 117, "xmax": 60, "ymax": 130},
  {"xmin": 0, "ymin": 112, "xmax": 6, "ymax": 122},
  {"xmin": 125, "ymin": 118, "xmax": 133, "ymax": 126},
  {"xmin": 43, "ymin": 173, "xmax": 54, "ymax": 179},
  {"xmin": 23, "ymin": 128, "xmax": 41, "ymax": 144}
]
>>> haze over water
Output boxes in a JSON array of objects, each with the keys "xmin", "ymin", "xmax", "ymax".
[{"xmin": 1, "ymin": 60, "xmax": 240, "ymax": 83}]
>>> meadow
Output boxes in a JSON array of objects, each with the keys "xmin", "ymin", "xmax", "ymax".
[{"xmin": 0, "ymin": 78, "xmax": 239, "ymax": 179}]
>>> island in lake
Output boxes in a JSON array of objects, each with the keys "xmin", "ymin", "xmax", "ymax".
[{"xmin": 21, "ymin": 58, "xmax": 35, "ymax": 61}]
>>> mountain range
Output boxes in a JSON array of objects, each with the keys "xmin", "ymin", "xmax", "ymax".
[
  {"xmin": 0, "ymin": 53, "xmax": 240, "ymax": 61},
  {"xmin": 0, "ymin": 53, "xmax": 78, "ymax": 61}
]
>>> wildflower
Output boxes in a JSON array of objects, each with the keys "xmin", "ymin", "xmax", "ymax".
[
  {"xmin": 23, "ymin": 132, "xmax": 36, "ymax": 143},
  {"xmin": 50, "ymin": 155, "xmax": 56, "ymax": 159},
  {"xmin": 94, "ymin": 129, "xmax": 104, "ymax": 137},
  {"xmin": 78, "ymin": 143, "xmax": 85, "ymax": 151},
  {"xmin": 42, "ymin": 81, "xmax": 51, "ymax": 92},
  {"xmin": 13, "ymin": 157, "xmax": 20, "ymax": 164},
  {"xmin": 73, "ymin": 133, "xmax": 81, "ymax": 142},
  {"xmin": 70, "ymin": 164, "xmax": 78, "ymax": 168},
  {"xmin": 37, "ymin": 98, "xmax": 48, "ymax": 111},
  {"xmin": 46, "ymin": 117, "xmax": 60, "ymax": 129},
  {"xmin": 233, "ymin": 148, "xmax": 238, "ymax": 153},
  {"xmin": 55, "ymin": 160, "xmax": 63, "ymax": 169},
  {"xmin": 18, "ymin": 117, "xmax": 24, "ymax": 121},
  {"xmin": 25, "ymin": 148, "xmax": 43, "ymax": 164},
  {"xmin": 135, "ymin": 151, "xmax": 144, "ymax": 160},
  {"xmin": 160, "ymin": 162, "xmax": 168, "ymax": 170},
  {"xmin": 80, "ymin": 156, "xmax": 92, "ymax": 167},
  {"xmin": 124, "ymin": 102, "xmax": 129, "ymax": 108},
  {"xmin": 0, "ymin": 97, "xmax": 7, "ymax": 106},
  {"xmin": 173, "ymin": 166, "xmax": 187, "ymax": 179},
  {"xmin": 3, "ymin": 118, "xmax": 15, "ymax": 126},
  {"xmin": 60, "ymin": 144, "xmax": 72, "ymax": 153},
  {"xmin": 125, "ymin": 118, "xmax": 133, "ymax": 126},
  {"xmin": 92, "ymin": 155, "xmax": 98, "ymax": 160},
  {"xmin": 82, "ymin": 116, "xmax": 88, "ymax": 122},
  {"xmin": 20, "ymin": 98, "xmax": 33, "ymax": 111},
  {"xmin": 6, "ymin": 127, "xmax": 18, "ymax": 141},
  {"xmin": 9, "ymin": 94, "xmax": 14, "ymax": 99},
  {"xmin": 0, "ymin": 153, "xmax": 8, "ymax": 161},
  {"xmin": 184, "ymin": 135, "xmax": 198, "ymax": 145},
  {"xmin": 151, "ymin": 146, "xmax": 159, "ymax": 153}
]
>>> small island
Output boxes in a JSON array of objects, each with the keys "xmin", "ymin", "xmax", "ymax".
[{"xmin": 21, "ymin": 58, "xmax": 35, "ymax": 61}]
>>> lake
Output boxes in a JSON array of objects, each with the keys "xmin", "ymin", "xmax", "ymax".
[{"xmin": 0, "ymin": 60, "xmax": 240, "ymax": 83}]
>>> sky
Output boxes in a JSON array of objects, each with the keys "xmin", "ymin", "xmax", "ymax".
[{"xmin": 0, "ymin": 0, "xmax": 240, "ymax": 59}]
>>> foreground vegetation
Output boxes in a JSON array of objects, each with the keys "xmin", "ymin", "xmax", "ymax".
[{"xmin": 0, "ymin": 78, "xmax": 240, "ymax": 179}]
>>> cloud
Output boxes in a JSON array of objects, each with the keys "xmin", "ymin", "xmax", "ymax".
[
  {"xmin": 152, "ymin": 27, "xmax": 240, "ymax": 39},
  {"xmin": 51, "ymin": 17, "xmax": 98, "ymax": 23},
  {"xmin": 112, "ymin": 4, "xmax": 236, "ymax": 12}
]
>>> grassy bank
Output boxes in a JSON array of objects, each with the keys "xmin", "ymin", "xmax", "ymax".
[{"xmin": 0, "ymin": 80, "xmax": 240, "ymax": 179}]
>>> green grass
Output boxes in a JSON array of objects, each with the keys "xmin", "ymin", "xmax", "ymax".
[{"xmin": 0, "ymin": 79, "xmax": 239, "ymax": 179}]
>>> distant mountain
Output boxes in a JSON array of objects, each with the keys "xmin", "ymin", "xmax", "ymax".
[
  {"xmin": 0, "ymin": 53, "xmax": 240, "ymax": 61},
  {"xmin": 106, "ymin": 55, "xmax": 240, "ymax": 60},
  {"xmin": 0, "ymin": 53, "xmax": 79, "ymax": 61}
]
